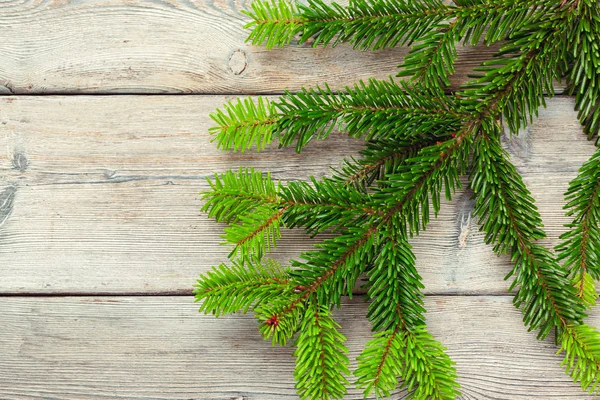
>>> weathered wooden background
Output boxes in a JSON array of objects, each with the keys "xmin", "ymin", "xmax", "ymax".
[{"xmin": 0, "ymin": 1, "xmax": 598, "ymax": 399}]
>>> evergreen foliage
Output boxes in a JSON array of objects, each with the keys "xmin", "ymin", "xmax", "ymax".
[{"xmin": 195, "ymin": 0, "xmax": 600, "ymax": 398}]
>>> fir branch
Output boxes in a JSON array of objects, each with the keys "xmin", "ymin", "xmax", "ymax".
[
  {"xmin": 283, "ymin": 134, "xmax": 473, "ymax": 311},
  {"xmin": 470, "ymin": 132, "xmax": 584, "ymax": 336},
  {"xmin": 244, "ymin": 0, "xmax": 451, "ymax": 50},
  {"xmin": 255, "ymin": 297, "xmax": 306, "ymax": 346},
  {"xmin": 397, "ymin": 21, "xmax": 459, "ymax": 88},
  {"xmin": 276, "ymin": 80, "xmax": 462, "ymax": 151},
  {"xmin": 243, "ymin": 0, "xmax": 304, "ymax": 49},
  {"xmin": 356, "ymin": 327, "xmax": 459, "ymax": 400},
  {"xmin": 294, "ymin": 301, "xmax": 350, "ymax": 400},
  {"xmin": 290, "ymin": 226, "xmax": 381, "ymax": 307},
  {"xmin": 365, "ymin": 238, "xmax": 425, "ymax": 333},
  {"xmin": 356, "ymin": 237, "xmax": 460, "ymax": 399},
  {"xmin": 460, "ymin": 2, "xmax": 573, "ymax": 133},
  {"xmin": 556, "ymin": 148, "xmax": 600, "ymax": 307},
  {"xmin": 209, "ymin": 97, "xmax": 278, "ymax": 152},
  {"xmin": 204, "ymin": 169, "xmax": 377, "ymax": 258},
  {"xmin": 261, "ymin": 135, "xmax": 472, "ymax": 365},
  {"xmin": 194, "ymin": 259, "xmax": 292, "ymax": 317},
  {"xmin": 402, "ymin": 326, "xmax": 459, "ymax": 399},
  {"xmin": 209, "ymin": 79, "xmax": 464, "ymax": 154},
  {"xmin": 568, "ymin": 0, "xmax": 600, "ymax": 140},
  {"xmin": 202, "ymin": 168, "xmax": 279, "ymax": 224},
  {"xmin": 375, "ymin": 134, "xmax": 472, "ymax": 236},
  {"xmin": 333, "ymin": 137, "xmax": 442, "ymax": 192},
  {"xmin": 355, "ymin": 329, "xmax": 405, "ymax": 398},
  {"xmin": 197, "ymin": 1, "xmax": 600, "ymax": 398},
  {"xmin": 470, "ymin": 133, "xmax": 600, "ymax": 392},
  {"xmin": 244, "ymin": 0, "xmax": 554, "ymax": 52},
  {"xmin": 281, "ymin": 177, "xmax": 379, "ymax": 234},
  {"xmin": 396, "ymin": 0, "xmax": 565, "ymax": 88},
  {"xmin": 559, "ymin": 323, "xmax": 600, "ymax": 393},
  {"xmin": 224, "ymin": 206, "xmax": 285, "ymax": 260}
]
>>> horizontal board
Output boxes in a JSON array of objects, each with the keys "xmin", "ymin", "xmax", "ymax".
[
  {"xmin": 0, "ymin": 296, "xmax": 599, "ymax": 399},
  {"xmin": 0, "ymin": 95, "xmax": 596, "ymax": 294},
  {"xmin": 0, "ymin": 0, "xmax": 499, "ymax": 94}
]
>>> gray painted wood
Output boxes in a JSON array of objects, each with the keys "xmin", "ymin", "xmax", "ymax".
[
  {"xmin": 0, "ymin": 0, "xmax": 497, "ymax": 95},
  {"xmin": 0, "ymin": 296, "xmax": 598, "ymax": 399},
  {"xmin": 0, "ymin": 96, "xmax": 596, "ymax": 295}
]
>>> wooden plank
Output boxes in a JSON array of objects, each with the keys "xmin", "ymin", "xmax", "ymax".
[
  {"xmin": 0, "ymin": 95, "xmax": 596, "ymax": 294},
  {"xmin": 0, "ymin": 0, "xmax": 499, "ymax": 94},
  {"xmin": 0, "ymin": 295, "xmax": 598, "ymax": 399}
]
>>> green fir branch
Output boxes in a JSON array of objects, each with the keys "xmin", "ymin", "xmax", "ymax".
[
  {"xmin": 196, "ymin": 0, "xmax": 600, "ymax": 398},
  {"xmin": 333, "ymin": 137, "xmax": 441, "ymax": 192},
  {"xmin": 470, "ymin": 133, "xmax": 600, "ymax": 392},
  {"xmin": 459, "ymin": 2, "xmax": 573, "ymax": 134},
  {"xmin": 194, "ymin": 258, "xmax": 293, "ymax": 317},
  {"xmin": 224, "ymin": 206, "xmax": 284, "ymax": 260},
  {"xmin": 568, "ymin": 0, "xmax": 600, "ymax": 140},
  {"xmin": 294, "ymin": 301, "xmax": 350, "ymax": 400},
  {"xmin": 355, "ymin": 236, "xmax": 459, "ymax": 399},
  {"xmin": 202, "ymin": 168, "xmax": 279, "ymax": 224},
  {"xmin": 210, "ymin": 79, "xmax": 465, "ymax": 154},
  {"xmin": 557, "ymin": 148, "xmax": 600, "ymax": 307},
  {"xmin": 209, "ymin": 97, "xmax": 278, "ymax": 152},
  {"xmin": 397, "ymin": 21, "xmax": 459, "ymax": 88},
  {"xmin": 244, "ymin": 0, "xmax": 450, "ymax": 50}
]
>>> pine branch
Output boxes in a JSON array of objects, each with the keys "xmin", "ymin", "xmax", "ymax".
[
  {"xmin": 224, "ymin": 206, "xmax": 284, "ymax": 260},
  {"xmin": 396, "ymin": 0, "xmax": 566, "ymax": 88},
  {"xmin": 556, "ymin": 148, "xmax": 600, "ymax": 307},
  {"xmin": 255, "ymin": 297, "xmax": 306, "ymax": 346},
  {"xmin": 197, "ymin": 1, "xmax": 600, "ymax": 398},
  {"xmin": 355, "ymin": 327, "xmax": 459, "ymax": 400},
  {"xmin": 194, "ymin": 259, "xmax": 292, "ymax": 317},
  {"xmin": 209, "ymin": 97, "xmax": 278, "ymax": 152},
  {"xmin": 245, "ymin": 0, "xmax": 557, "ymax": 90},
  {"xmin": 294, "ymin": 301, "xmax": 350, "ymax": 400},
  {"xmin": 209, "ymin": 79, "xmax": 464, "ymax": 154},
  {"xmin": 332, "ymin": 136, "xmax": 443, "ymax": 192},
  {"xmin": 244, "ymin": 0, "xmax": 451, "ymax": 50},
  {"xmin": 290, "ymin": 226, "xmax": 381, "ymax": 307},
  {"xmin": 243, "ymin": 0, "xmax": 303, "ymax": 49},
  {"xmin": 244, "ymin": 0, "xmax": 554, "ymax": 52},
  {"xmin": 460, "ymin": 2, "xmax": 573, "ymax": 134},
  {"xmin": 261, "ymin": 99, "xmax": 474, "ymax": 345},
  {"xmin": 355, "ymin": 329, "xmax": 405, "ymax": 398},
  {"xmin": 281, "ymin": 176, "xmax": 378, "ymax": 234},
  {"xmin": 397, "ymin": 21, "xmax": 459, "ymax": 88},
  {"xmin": 203, "ymin": 168, "xmax": 375, "ymax": 258},
  {"xmin": 470, "ymin": 133, "xmax": 583, "ymax": 335},
  {"xmin": 568, "ymin": 0, "xmax": 600, "ymax": 140},
  {"xmin": 202, "ymin": 168, "xmax": 279, "ymax": 224},
  {"xmin": 257, "ymin": 135, "xmax": 472, "ymax": 367},
  {"xmin": 402, "ymin": 326, "xmax": 459, "ymax": 399},
  {"xmin": 375, "ymin": 134, "xmax": 471, "ymax": 236},
  {"xmin": 558, "ymin": 323, "xmax": 600, "ymax": 393},
  {"xmin": 276, "ymin": 80, "xmax": 465, "ymax": 152},
  {"xmin": 470, "ymin": 133, "xmax": 600, "ymax": 392},
  {"xmin": 355, "ymin": 236, "xmax": 459, "ymax": 399},
  {"xmin": 282, "ymin": 135, "xmax": 473, "ymax": 310}
]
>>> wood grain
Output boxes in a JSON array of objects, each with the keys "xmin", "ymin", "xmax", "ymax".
[
  {"xmin": 0, "ymin": 95, "xmax": 596, "ymax": 295},
  {"xmin": 0, "ymin": 0, "xmax": 500, "ymax": 95},
  {"xmin": 0, "ymin": 295, "xmax": 598, "ymax": 399}
]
